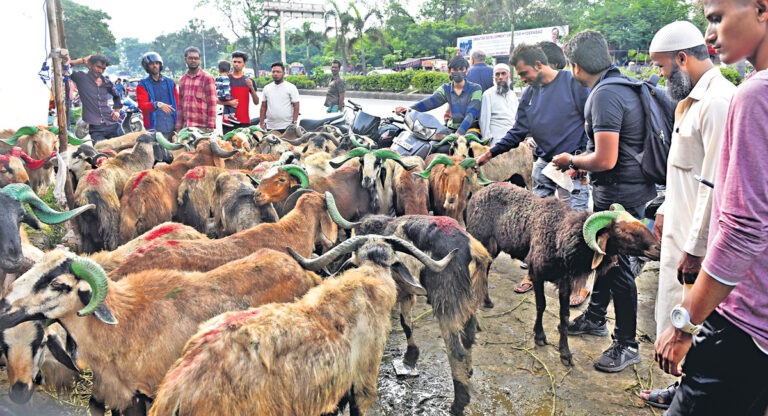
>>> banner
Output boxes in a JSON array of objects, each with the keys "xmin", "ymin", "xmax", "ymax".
[{"xmin": 457, "ymin": 25, "xmax": 569, "ymax": 57}]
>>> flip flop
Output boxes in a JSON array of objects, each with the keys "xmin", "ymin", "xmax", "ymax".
[
  {"xmin": 513, "ymin": 279, "xmax": 534, "ymax": 294},
  {"xmin": 570, "ymin": 288, "xmax": 591, "ymax": 307},
  {"xmin": 639, "ymin": 382, "xmax": 678, "ymax": 409}
]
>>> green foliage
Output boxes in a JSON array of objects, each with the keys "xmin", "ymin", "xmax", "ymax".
[
  {"xmin": 151, "ymin": 20, "xmax": 230, "ymax": 75},
  {"xmin": 311, "ymin": 73, "xmax": 332, "ymax": 88},
  {"xmin": 61, "ymin": 0, "xmax": 117, "ymax": 62},
  {"xmin": 719, "ymin": 67, "xmax": 742, "ymax": 86},
  {"xmin": 256, "ymin": 76, "xmax": 316, "ymax": 89},
  {"xmin": 411, "ymin": 71, "xmax": 450, "ymax": 93},
  {"xmin": 118, "ymin": 38, "xmax": 152, "ymax": 75}
]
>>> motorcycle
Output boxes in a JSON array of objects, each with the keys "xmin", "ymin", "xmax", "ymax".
[
  {"xmin": 120, "ymin": 97, "xmax": 144, "ymax": 134},
  {"xmin": 298, "ymin": 100, "xmax": 403, "ymax": 149},
  {"xmin": 390, "ymin": 109, "xmax": 454, "ymax": 159}
]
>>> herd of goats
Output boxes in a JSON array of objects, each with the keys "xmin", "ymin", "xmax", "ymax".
[{"xmin": 0, "ymin": 124, "xmax": 660, "ymax": 415}]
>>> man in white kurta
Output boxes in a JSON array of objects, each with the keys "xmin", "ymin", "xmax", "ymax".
[
  {"xmin": 479, "ymin": 63, "xmax": 518, "ymax": 145},
  {"xmin": 649, "ymin": 21, "xmax": 736, "ymax": 337}
]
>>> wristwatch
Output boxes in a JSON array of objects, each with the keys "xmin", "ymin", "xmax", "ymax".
[{"xmin": 670, "ymin": 305, "xmax": 703, "ymax": 335}]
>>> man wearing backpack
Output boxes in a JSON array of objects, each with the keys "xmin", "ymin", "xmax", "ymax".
[{"xmin": 552, "ymin": 30, "xmax": 664, "ymax": 372}]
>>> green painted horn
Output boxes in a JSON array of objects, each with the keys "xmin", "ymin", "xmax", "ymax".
[
  {"xmin": 70, "ymin": 257, "xmax": 111, "ymax": 318},
  {"xmin": 222, "ymin": 128, "xmax": 246, "ymax": 141},
  {"xmin": 248, "ymin": 126, "xmax": 268, "ymax": 134},
  {"xmin": 413, "ymin": 154, "xmax": 454, "ymax": 179},
  {"xmin": 280, "ymin": 164, "xmax": 309, "ymax": 188},
  {"xmin": 372, "ymin": 149, "xmax": 418, "ymax": 170},
  {"xmin": 0, "ymin": 183, "xmax": 95, "ymax": 224},
  {"xmin": 349, "ymin": 134, "xmax": 372, "ymax": 149},
  {"xmin": 459, "ymin": 157, "xmax": 477, "ymax": 169},
  {"xmin": 329, "ymin": 147, "xmax": 370, "ymax": 169},
  {"xmin": 2, "ymin": 126, "xmax": 40, "ymax": 145},
  {"xmin": 582, "ymin": 211, "xmax": 621, "ymax": 254},
  {"xmin": 48, "ymin": 126, "xmax": 90, "ymax": 145},
  {"xmin": 154, "ymin": 132, "xmax": 186, "ymax": 150},
  {"xmin": 324, "ymin": 191, "xmax": 358, "ymax": 230},
  {"xmin": 610, "ymin": 203, "xmax": 626, "ymax": 212},
  {"xmin": 466, "ymin": 133, "xmax": 489, "ymax": 145},
  {"xmin": 435, "ymin": 134, "xmax": 458, "ymax": 148}
]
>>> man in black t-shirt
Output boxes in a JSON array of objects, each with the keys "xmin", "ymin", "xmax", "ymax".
[
  {"xmin": 552, "ymin": 30, "xmax": 657, "ymax": 373},
  {"xmin": 324, "ymin": 59, "xmax": 345, "ymax": 113}
]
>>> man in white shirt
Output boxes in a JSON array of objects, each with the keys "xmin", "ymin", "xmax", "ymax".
[
  {"xmin": 479, "ymin": 63, "xmax": 518, "ymax": 145},
  {"xmin": 259, "ymin": 62, "xmax": 300, "ymax": 133}
]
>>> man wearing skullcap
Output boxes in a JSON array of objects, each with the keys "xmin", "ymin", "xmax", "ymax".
[{"xmin": 479, "ymin": 63, "xmax": 519, "ymax": 145}]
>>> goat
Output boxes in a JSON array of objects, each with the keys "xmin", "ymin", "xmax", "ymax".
[
  {"xmin": 414, "ymin": 154, "xmax": 491, "ymax": 226},
  {"xmin": 176, "ymin": 166, "xmax": 229, "ymax": 233},
  {"xmin": 439, "ymin": 133, "xmax": 533, "ymax": 188},
  {"xmin": 93, "ymin": 131, "xmax": 145, "ymax": 153},
  {"xmin": 0, "ymin": 127, "xmax": 58, "ymax": 194},
  {"xmin": 0, "ymin": 149, "xmax": 30, "ymax": 188},
  {"xmin": 117, "ymin": 139, "xmax": 237, "ymax": 244},
  {"xmin": 149, "ymin": 235, "xmax": 453, "ymax": 416},
  {"xmin": 466, "ymin": 183, "xmax": 661, "ymax": 366},
  {"xmin": 109, "ymin": 191, "xmax": 353, "ymax": 278},
  {"xmin": 0, "ymin": 247, "xmax": 323, "ymax": 414},
  {"xmin": 212, "ymin": 170, "xmax": 277, "ymax": 237},
  {"xmin": 74, "ymin": 133, "xmax": 174, "ymax": 252},
  {"xmin": 353, "ymin": 214, "xmax": 492, "ymax": 415}
]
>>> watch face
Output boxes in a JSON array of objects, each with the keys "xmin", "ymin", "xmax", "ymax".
[{"xmin": 671, "ymin": 308, "xmax": 687, "ymax": 328}]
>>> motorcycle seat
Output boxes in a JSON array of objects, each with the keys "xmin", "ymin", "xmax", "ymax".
[{"xmin": 299, "ymin": 114, "xmax": 345, "ymax": 132}]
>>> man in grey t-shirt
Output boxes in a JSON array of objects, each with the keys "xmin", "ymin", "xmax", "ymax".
[
  {"xmin": 259, "ymin": 62, "xmax": 300, "ymax": 133},
  {"xmin": 324, "ymin": 59, "xmax": 345, "ymax": 113}
]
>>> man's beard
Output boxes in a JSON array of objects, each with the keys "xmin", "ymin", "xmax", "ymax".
[
  {"xmin": 496, "ymin": 81, "xmax": 510, "ymax": 95},
  {"xmin": 666, "ymin": 63, "xmax": 693, "ymax": 101}
]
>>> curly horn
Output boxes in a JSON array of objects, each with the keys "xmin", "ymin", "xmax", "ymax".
[
  {"xmin": 372, "ymin": 149, "xmax": 418, "ymax": 170},
  {"xmin": 582, "ymin": 211, "xmax": 621, "ymax": 254},
  {"xmin": 413, "ymin": 154, "xmax": 454, "ymax": 179},
  {"xmin": 329, "ymin": 147, "xmax": 370, "ymax": 169}
]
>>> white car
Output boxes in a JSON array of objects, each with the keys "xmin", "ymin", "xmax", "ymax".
[{"xmin": 368, "ymin": 69, "xmax": 396, "ymax": 75}]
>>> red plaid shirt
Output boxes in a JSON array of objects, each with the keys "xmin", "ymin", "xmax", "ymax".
[{"xmin": 176, "ymin": 70, "xmax": 217, "ymax": 130}]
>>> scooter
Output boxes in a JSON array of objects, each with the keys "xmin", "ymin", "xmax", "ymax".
[
  {"xmin": 390, "ymin": 109, "xmax": 454, "ymax": 159},
  {"xmin": 120, "ymin": 97, "xmax": 144, "ymax": 134},
  {"xmin": 298, "ymin": 100, "xmax": 403, "ymax": 148}
]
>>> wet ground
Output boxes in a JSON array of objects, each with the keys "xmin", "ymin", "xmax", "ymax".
[{"xmin": 0, "ymin": 253, "xmax": 674, "ymax": 415}]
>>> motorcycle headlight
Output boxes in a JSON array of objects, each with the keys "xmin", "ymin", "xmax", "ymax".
[
  {"xmin": 405, "ymin": 111, "xmax": 415, "ymax": 131},
  {"xmin": 412, "ymin": 120, "xmax": 436, "ymax": 139}
]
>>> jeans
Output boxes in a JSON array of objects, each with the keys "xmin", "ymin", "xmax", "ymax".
[
  {"xmin": 531, "ymin": 157, "xmax": 590, "ymax": 211},
  {"xmin": 665, "ymin": 311, "xmax": 768, "ymax": 416},
  {"xmin": 583, "ymin": 202, "xmax": 647, "ymax": 346},
  {"xmin": 88, "ymin": 123, "xmax": 120, "ymax": 143}
]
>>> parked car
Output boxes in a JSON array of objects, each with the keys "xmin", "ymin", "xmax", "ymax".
[
  {"xmin": 125, "ymin": 78, "xmax": 141, "ymax": 100},
  {"xmin": 368, "ymin": 69, "xmax": 396, "ymax": 75}
]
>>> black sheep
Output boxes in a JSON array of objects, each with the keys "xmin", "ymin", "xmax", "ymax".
[{"xmin": 466, "ymin": 182, "xmax": 660, "ymax": 366}]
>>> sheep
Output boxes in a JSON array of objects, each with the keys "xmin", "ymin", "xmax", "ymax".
[
  {"xmin": 0, "ymin": 247, "xmax": 323, "ymax": 414},
  {"xmin": 212, "ymin": 170, "xmax": 278, "ymax": 237},
  {"xmin": 148, "ymin": 235, "xmax": 454, "ymax": 416},
  {"xmin": 109, "ymin": 191, "xmax": 354, "ymax": 278},
  {"xmin": 414, "ymin": 154, "xmax": 492, "ymax": 226},
  {"xmin": 353, "ymin": 214, "xmax": 492, "ymax": 415},
  {"xmin": 117, "ymin": 139, "xmax": 237, "ymax": 244},
  {"xmin": 74, "ymin": 133, "xmax": 174, "ymax": 253},
  {"xmin": 440, "ymin": 133, "xmax": 533, "ymax": 188},
  {"xmin": 466, "ymin": 183, "xmax": 661, "ymax": 366}
]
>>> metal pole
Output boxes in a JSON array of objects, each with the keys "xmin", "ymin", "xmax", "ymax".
[
  {"xmin": 280, "ymin": 10, "xmax": 287, "ymax": 65},
  {"xmin": 201, "ymin": 23, "xmax": 207, "ymax": 70}
]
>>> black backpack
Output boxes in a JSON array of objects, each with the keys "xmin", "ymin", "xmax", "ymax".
[{"xmin": 586, "ymin": 76, "xmax": 675, "ymax": 185}]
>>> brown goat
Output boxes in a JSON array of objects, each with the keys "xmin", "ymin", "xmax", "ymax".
[
  {"xmin": 109, "ymin": 191, "xmax": 349, "ymax": 278},
  {"xmin": 93, "ymin": 131, "xmax": 145, "ymax": 153},
  {"xmin": 0, "ymin": 128, "xmax": 58, "ymax": 194},
  {"xmin": 176, "ymin": 166, "xmax": 229, "ymax": 233},
  {"xmin": 212, "ymin": 171, "xmax": 277, "ymax": 237}
]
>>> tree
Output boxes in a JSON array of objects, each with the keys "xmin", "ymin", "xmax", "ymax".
[
  {"xmin": 419, "ymin": 0, "xmax": 472, "ymax": 27},
  {"xmin": 151, "ymin": 21, "xmax": 230, "ymax": 75},
  {"xmin": 348, "ymin": 3, "xmax": 382, "ymax": 74},
  {"xmin": 61, "ymin": 0, "xmax": 117, "ymax": 62},
  {"xmin": 324, "ymin": 0, "xmax": 356, "ymax": 72},
  {"xmin": 289, "ymin": 22, "xmax": 323, "ymax": 73},
  {"xmin": 118, "ymin": 38, "xmax": 152, "ymax": 75}
]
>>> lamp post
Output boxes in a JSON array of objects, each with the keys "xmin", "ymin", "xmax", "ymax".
[{"xmin": 200, "ymin": 22, "xmax": 207, "ymax": 70}]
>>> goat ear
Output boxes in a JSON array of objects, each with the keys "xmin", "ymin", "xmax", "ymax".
[
  {"xmin": 93, "ymin": 303, "xmax": 117, "ymax": 325},
  {"xmin": 21, "ymin": 209, "xmax": 41, "ymax": 230},
  {"xmin": 46, "ymin": 335, "xmax": 80, "ymax": 372},
  {"xmin": 391, "ymin": 262, "xmax": 427, "ymax": 295},
  {"xmin": 319, "ymin": 213, "xmax": 339, "ymax": 250},
  {"xmin": 590, "ymin": 233, "xmax": 610, "ymax": 270}
]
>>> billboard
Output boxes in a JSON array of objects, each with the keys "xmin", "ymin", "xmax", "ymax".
[{"xmin": 457, "ymin": 25, "xmax": 569, "ymax": 58}]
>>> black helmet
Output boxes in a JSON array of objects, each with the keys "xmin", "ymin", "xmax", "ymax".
[{"xmin": 141, "ymin": 52, "xmax": 163, "ymax": 73}]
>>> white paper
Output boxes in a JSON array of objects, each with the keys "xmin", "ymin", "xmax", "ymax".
[{"xmin": 542, "ymin": 163, "xmax": 574, "ymax": 192}]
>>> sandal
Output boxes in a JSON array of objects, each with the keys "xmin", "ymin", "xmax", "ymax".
[
  {"xmin": 640, "ymin": 382, "xmax": 679, "ymax": 409},
  {"xmin": 514, "ymin": 277, "xmax": 534, "ymax": 294},
  {"xmin": 569, "ymin": 288, "xmax": 591, "ymax": 307}
]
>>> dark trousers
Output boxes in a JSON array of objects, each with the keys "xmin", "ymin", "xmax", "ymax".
[
  {"xmin": 89, "ymin": 123, "xmax": 120, "ymax": 143},
  {"xmin": 584, "ymin": 202, "xmax": 647, "ymax": 346},
  {"xmin": 665, "ymin": 311, "xmax": 768, "ymax": 416}
]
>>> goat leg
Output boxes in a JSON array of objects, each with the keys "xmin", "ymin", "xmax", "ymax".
[
  {"xmin": 88, "ymin": 397, "xmax": 106, "ymax": 416},
  {"xmin": 444, "ymin": 329, "xmax": 472, "ymax": 416},
  {"xmin": 461, "ymin": 315, "xmax": 479, "ymax": 378},
  {"xmin": 398, "ymin": 294, "xmax": 419, "ymax": 368},
  {"xmin": 557, "ymin": 281, "xmax": 574, "ymax": 366},
  {"xmin": 533, "ymin": 277, "xmax": 548, "ymax": 347}
]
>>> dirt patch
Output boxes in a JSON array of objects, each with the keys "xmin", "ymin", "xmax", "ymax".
[{"xmin": 0, "ymin": 253, "xmax": 673, "ymax": 415}]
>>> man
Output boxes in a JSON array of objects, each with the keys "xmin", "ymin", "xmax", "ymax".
[
  {"xmin": 114, "ymin": 78, "xmax": 125, "ymax": 99},
  {"xmin": 176, "ymin": 46, "xmax": 217, "ymax": 133},
  {"xmin": 325, "ymin": 59, "xmax": 345, "ymax": 113},
  {"xmin": 551, "ymin": 30, "xmax": 658, "ymax": 373},
  {"xmin": 653, "ymin": 0, "xmax": 768, "ymax": 414},
  {"xmin": 259, "ymin": 62, "xmax": 300, "ymax": 133},
  {"xmin": 538, "ymin": 41, "xmax": 567, "ymax": 70},
  {"xmin": 67, "ymin": 54, "xmax": 122, "ymax": 142},
  {"xmin": 636, "ymin": 20, "xmax": 736, "ymax": 410},
  {"xmin": 220, "ymin": 51, "xmax": 259, "ymax": 134},
  {"xmin": 467, "ymin": 49, "xmax": 494, "ymax": 91},
  {"xmin": 395, "ymin": 55, "xmax": 482, "ymax": 137},
  {"xmin": 136, "ymin": 52, "xmax": 178, "ymax": 140},
  {"xmin": 479, "ymin": 63, "xmax": 518, "ymax": 145}
]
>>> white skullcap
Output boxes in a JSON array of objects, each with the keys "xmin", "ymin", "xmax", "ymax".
[
  {"xmin": 493, "ymin": 63, "xmax": 511, "ymax": 73},
  {"xmin": 649, "ymin": 21, "xmax": 705, "ymax": 53}
]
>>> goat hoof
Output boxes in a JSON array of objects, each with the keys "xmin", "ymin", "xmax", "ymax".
[
  {"xmin": 534, "ymin": 335, "xmax": 547, "ymax": 346},
  {"xmin": 560, "ymin": 355, "xmax": 573, "ymax": 366},
  {"xmin": 482, "ymin": 298, "xmax": 494, "ymax": 309}
]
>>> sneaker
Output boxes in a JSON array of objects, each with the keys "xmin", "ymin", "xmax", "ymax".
[
  {"xmin": 222, "ymin": 119, "xmax": 234, "ymax": 127},
  {"xmin": 594, "ymin": 339, "xmax": 641, "ymax": 373},
  {"xmin": 225, "ymin": 115, "xmax": 241, "ymax": 125},
  {"xmin": 567, "ymin": 314, "xmax": 609, "ymax": 336}
]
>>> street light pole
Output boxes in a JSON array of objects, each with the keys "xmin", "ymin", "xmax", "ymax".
[{"xmin": 201, "ymin": 24, "xmax": 207, "ymax": 70}]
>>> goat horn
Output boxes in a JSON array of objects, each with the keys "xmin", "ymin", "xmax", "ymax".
[
  {"xmin": 280, "ymin": 164, "xmax": 309, "ymax": 188},
  {"xmin": 48, "ymin": 126, "xmax": 91, "ymax": 145},
  {"xmin": 2, "ymin": 126, "xmax": 40, "ymax": 145},
  {"xmin": 349, "ymin": 134, "xmax": 372, "ymax": 149},
  {"xmin": 15, "ymin": 148, "xmax": 56, "ymax": 170},
  {"xmin": 249, "ymin": 126, "xmax": 268, "ymax": 135},
  {"xmin": 283, "ymin": 132, "xmax": 313, "ymax": 145},
  {"xmin": 372, "ymin": 149, "xmax": 418, "ymax": 170},
  {"xmin": 222, "ymin": 128, "xmax": 245, "ymax": 141},
  {"xmin": 325, "ymin": 191, "xmax": 358, "ymax": 229},
  {"xmin": 288, "ymin": 235, "xmax": 371, "ymax": 271},
  {"xmin": 246, "ymin": 174, "xmax": 261, "ymax": 186},
  {"xmin": 329, "ymin": 147, "xmax": 370, "ymax": 169},
  {"xmin": 210, "ymin": 139, "xmax": 238, "ymax": 158},
  {"xmin": 459, "ymin": 158, "xmax": 477, "ymax": 169},
  {"xmin": 582, "ymin": 211, "xmax": 621, "ymax": 255},
  {"xmin": 0, "ymin": 183, "xmax": 95, "ymax": 224},
  {"xmin": 465, "ymin": 133, "xmax": 489, "ymax": 145},
  {"xmin": 413, "ymin": 154, "xmax": 454, "ymax": 179},
  {"xmin": 154, "ymin": 132, "xmax": 186, "ymax": 150},
  {"xmin": 70, "ymin": 257, "xmax": 115, "ymax": 323},
  {"xmin": 610, "ymin": 203, "xmax": 626, "ymax": 212},
  {"xmin": 321, "ymin": 132, "xmax": 339, "ymax": 146},
  {"xmin": 383, "ymin": 236, "xmax": 458, "ymax": 272},
  {"xmin": 435, "ymin": 134, "xmax": 458, "ymax": 148}
]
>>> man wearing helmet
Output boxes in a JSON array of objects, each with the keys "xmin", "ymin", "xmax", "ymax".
[
  {"xmin": 66, "ymin": 54, "xmax": 122, "ymax": 143},
  {"xmin": 136, "ymin": 52, "xmax": 179, "ymax": 140}
]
